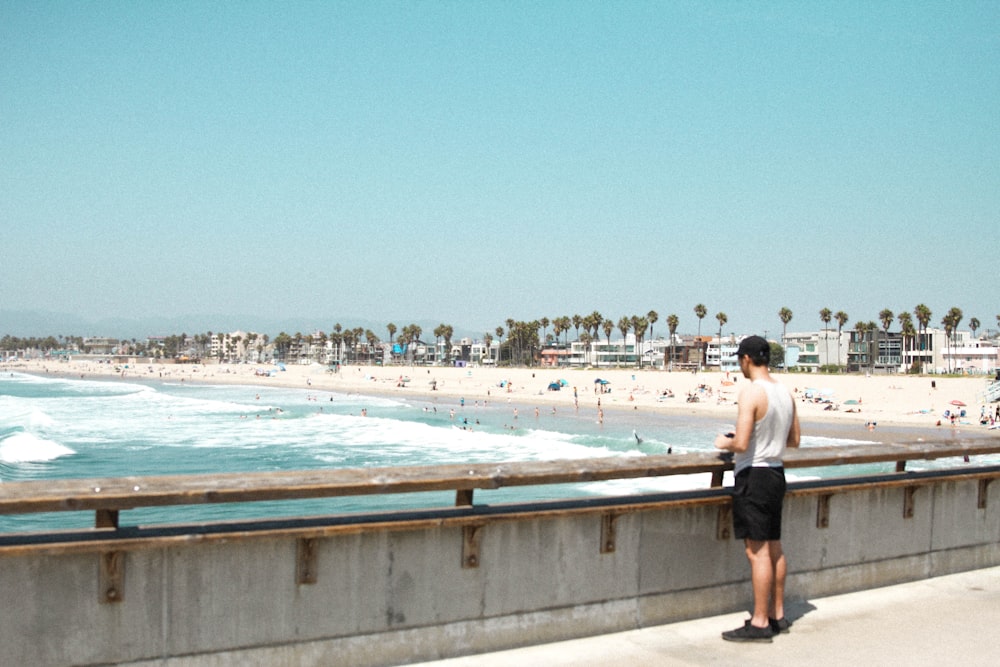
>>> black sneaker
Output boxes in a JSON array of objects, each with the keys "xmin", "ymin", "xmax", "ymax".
[
  {"xmin": 769, "ymin": 617, "xmax": 792, "ymax": 634},
  {"xmin": 722, "ymin": 621, "xmax": 774, "ymax": 643}
]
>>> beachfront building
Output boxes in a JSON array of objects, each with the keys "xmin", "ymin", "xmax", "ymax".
[
  {"xmin": 704, "ymin": 337, "xmax": 740, "ymax": 372},
  {"xmin": 940, "ymin": 340, "xmax": 999, "ymax": 375},
  {"xmin": 847, "ymin": 327, "xmax": 989, "ymax": 375},
  {"xmin": 445, "ymin": 338, "xmax": 499, "ymax": 366},
  {"xmin": 898, "ymin": 328, "xmax": 985, "ymax": 374},
  {"xmin": 544, "ymin": 335, "xmax": 702, "ymax": 370},
  {"xmin": 847, "ymin": 329, "xmax": 904, "ymax": 373},
  {"xmin": 82, "ymin": 337, "xmax": 120, "ymax": 355},
  {"xmin": 902, "ymin": 328, "xmax": 943, "ymax": 374},
  {"xmin": 784, "ymin": 330, "xmax": 849, "ymax": 371},
  {"xmin": 210, "ymin": 331, "xmax": 252, "ymax": 363},
  {"xmin": 539, "ymin": 345, "xmax": 573, "ymax": 368}
]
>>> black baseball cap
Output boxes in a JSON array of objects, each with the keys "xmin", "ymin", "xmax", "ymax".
[{"xmin": 734, "ymin": 335, "xmax": 770, "ymax": 363}]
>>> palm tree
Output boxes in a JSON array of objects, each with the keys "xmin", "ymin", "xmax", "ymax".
[
  {"xmin": 694, "ymin": 304, "xmax": 707, "ymax": 370},
  {"xmin": 387, "ymin": 323, "xmax": 397, "ymax": 361},
  {"xmin": 941, "ymin": 313, "xmax": 955, "ymax": 373},
  {"xmin": 602, "ymin": 318, "xmax": 613, "ymax": 348},
  {"xmin": 617, "ymin": 317, "xmax": 630, "ymax": 366},
  {"xmin": 778, "ymin": 308, "xmax": 793, "ymax": 367},
  {"xmin": 647, "ymin": 310, "xmax": 658, "ymax": 343},
  {"xmin": 364, "ymin": 330, "xmax": 379, "ymax": 364},
  {"xmin": 410, "ymin": 324, "xmax": 422, "ymax": 361},
  {"xmin": 835, "ymin": 311, "xmax": 849, "ymax": 369},
  {"xmin": 819, "ymin": 308, "xmax": 832, "ymax": 368},
  {"xmin": 505, "ymin": 318, "xmax": 516, "ymax": 364},
  {"xmin": 579, "ymin": 331, "xmax": 592, "ymax": 361},
  {"xmin": 945, "ymin": 307, "xmax": 963, "ymax": 373},
  {"xmin": 969, "ymin": 317, "xmax": 980, "ymax": 340},
  {"xmin": 588, "ymin": 311, "xmax": 604, "ymax": 353},
  {"xmin": 581, "ymin": 314, "xmax": 598, "ymax": 366},
  {"xmin": 540, "ymin": 317, "xmax": 550, "ymax": 345},
  {"xmin": 434, "ymin": 324, "xmax": 454, "ymax": 364},
  {"xmin": 443, "ymin": 324, "xmax": 454, "ymax": 363},
  {"xmin": 913, "ymin": 304, "xmax": 932, "ymax": 373},
  {"xmin": 632, "ymin": 315, "xmax": 649, "ymax": 368},
  {"xmin": 666, "ymin": 314, "xmax": 679, "ymax": 371},
  {"xmin": 495, "ymin": 327, "xmax": 504, "ymax": 365},
  {"xmin": 352, "ymin": 328, "xmax": 364, "ymax": 363},
  {"xmin": 715, "ymin": 312, "xmax": 728, "ymax": 369},
  {"xmin": 572, "ymin": 314, "xmax": 583, "ymax": 342},
  {"xmin": 898, "ymin": 311, "xmax": 914, "ymax": 371},
  {"xmin": 558, "ymin": 315, "xmax": 572, "ymax": 347},
  {"xmin": 878, "ymin": 308, "xmax": 894, "ymax": 369}
]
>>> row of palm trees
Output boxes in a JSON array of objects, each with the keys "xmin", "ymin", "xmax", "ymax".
[
  {"xmin": 5, "ymin": 309, "xmax": 996, "ymax": 370},
  {"xmin": 845, "ymin": 305, "xmax": 976, "ymax": 373},
  {"xmin": 478, "ymin": 304, "xmax": 993, "ymax": 370}
]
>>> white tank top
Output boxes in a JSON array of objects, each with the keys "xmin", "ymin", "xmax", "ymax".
[{"xmin": 734, "ymin": 379, "xmax": 794, "ymax": 474}]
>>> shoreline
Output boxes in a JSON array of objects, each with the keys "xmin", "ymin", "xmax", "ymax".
[{"xmin": 7, "ymin": 359, "xmax": 999, "ymax": 443}]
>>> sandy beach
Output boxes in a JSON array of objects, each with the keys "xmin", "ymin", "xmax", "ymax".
[{"xmin": 8, "ymin": 358, "xmax": 1000, "ymax": 440}]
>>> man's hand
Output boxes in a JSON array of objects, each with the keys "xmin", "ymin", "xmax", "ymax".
[{"xmin": 714, "ymin": 432, "xmax": 735, "ymax": 450}]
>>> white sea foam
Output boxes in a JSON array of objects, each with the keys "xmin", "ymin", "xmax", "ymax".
[
  {"xmin": 0, "ymin": 432, "xmax": 75, "ymax": 463},
  {"xmin": 802, "ymin": 435, "xmax": 877, "ymax": 446},
  {"xmin": 28, "ymin": 410, "xmax": 56, "ymax": 428},
  {"xmin": 0, "ymin": 372, "xmax": 921, "ymax": 530}
]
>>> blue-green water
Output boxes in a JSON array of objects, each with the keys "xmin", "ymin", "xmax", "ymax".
[{"xmin": 0, "ymin": 371, "xmax": 883, "ymax": 532}]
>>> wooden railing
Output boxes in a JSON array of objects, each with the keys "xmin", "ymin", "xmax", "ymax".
[{"xmin": 2, "ymin": 438, "xmax": 999, "ymax": 533}]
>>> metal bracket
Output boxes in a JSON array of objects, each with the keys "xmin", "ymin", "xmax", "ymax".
[
  {"xmin": 462, "ymin": 525, "xmax": 482, "ymax": 569},
  {"xmin": 296, "ymin": 538, "xmax": 319, "ymax": 585},
  {"xmin": 99, "ymin": 551, "xmax": 125, "ymax": 604},
  {"xmin": 600, "ymin": 513, "xmax": 618, "ymax": 554},
  {"xmin": 816, "ymin": 494, "xmax": 832, "ymax": 529},
  {"xmin": 903, "ymin": 486, "xmax": 917, "ymax": 519},
  {"xmin": 978, "ymin": 479, "xmax": 991, "ymax": 510},
  {"xmin": 716, "ymin": 504, "xmax": 732, "ymax": 540}
]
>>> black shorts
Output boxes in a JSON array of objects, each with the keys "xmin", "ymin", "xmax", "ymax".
[{"xmin": 732, "ymin": 467, "xmax": 786, "ymax": 541}]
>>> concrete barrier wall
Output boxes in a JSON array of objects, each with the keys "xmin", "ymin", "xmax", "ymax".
[{"xmin": 2, "ymin": 474, "xmax": 998, "ymax": 666}]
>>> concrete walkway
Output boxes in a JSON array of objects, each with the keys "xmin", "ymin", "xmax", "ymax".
[{"xmin": 412, "ymin": 566, "xmax": 1000, "ymax": 667}]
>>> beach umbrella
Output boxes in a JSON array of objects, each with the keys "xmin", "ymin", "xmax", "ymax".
[
  {"xmin": 844, "ymin": 399, "xmax": 860, "ymax": 405},
  {"xmin": 950, "ymin": 400, "xmax": 966, "ymax": 407}
]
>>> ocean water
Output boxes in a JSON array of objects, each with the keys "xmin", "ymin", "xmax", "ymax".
[{"xmin": 0, "ymin": 371, "xmax": 881, "ymax": 532}]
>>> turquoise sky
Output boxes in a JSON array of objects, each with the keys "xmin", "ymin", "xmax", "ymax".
[{"xmin": 2, "ymin": 1, "xmax": 997, "ymax": 338}]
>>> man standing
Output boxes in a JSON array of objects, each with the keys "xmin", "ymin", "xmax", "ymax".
[{"xmin": 715, "ymin": 335, "xmax": 800, "ymax": 643}]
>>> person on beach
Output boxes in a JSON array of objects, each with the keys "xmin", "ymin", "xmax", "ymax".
[{"xmin": 715, "ymin": 335, "xmax": 800, "ymax": 643}]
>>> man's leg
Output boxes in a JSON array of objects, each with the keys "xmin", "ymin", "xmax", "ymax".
[
  {"xmin": 744, "ymin": 539, "xmax": 773, "ymax": 628},
  {"xmin": 768, "ymin": 539, "xmax": 786, "ymax": 621}
]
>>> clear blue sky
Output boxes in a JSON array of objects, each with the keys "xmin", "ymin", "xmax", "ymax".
[{"xmin": 2, "ymin": 1, "xmax": 998, "ymax": 339}]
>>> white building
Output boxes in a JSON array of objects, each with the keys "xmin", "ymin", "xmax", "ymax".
[
  {"xmin": 940, "ymin": 341, "xmax": 999, "ymax": 375},
  {"xmin": 784, "ymin": 330, "xmax": 850, "ymax": 371}
]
